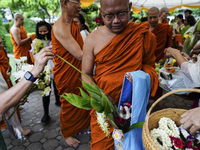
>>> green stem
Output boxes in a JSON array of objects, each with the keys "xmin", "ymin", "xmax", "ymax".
[{"xmin": 54, "ymin": 53, "xmax": 92, "ymax": 82}]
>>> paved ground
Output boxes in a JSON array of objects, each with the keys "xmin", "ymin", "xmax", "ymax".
[{"xmin": 1, "ymin": 87, "xmax": 194, "ymax": 150}]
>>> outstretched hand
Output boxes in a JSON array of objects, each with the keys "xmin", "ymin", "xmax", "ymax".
[
  {"xmin": 180, "ymin": 107, "xmax": 200, "ymax": 135},
  {"xmin": 164, "ymin": 47, "xmax": 180, "ymax": 58},
  {"xmin": 30, "ymin": 46, "xmax": 54, "ymax": 77}
]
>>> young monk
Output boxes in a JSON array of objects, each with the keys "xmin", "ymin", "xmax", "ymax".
[
  {"xmin": 81, "ymin": 0, "xmax": 159, "ymax": 149},
  {"xmin": 51, "ymin": 0, "xmax": 90, "ymax": 147},
  {"xmin": 144, "ymin": 7, "xmax": 172, "ymax": 63},
  {"xmin": 159, "ymin": 7, "xmax": 169, "ymax": 24},
  {"xmin": 10, "ymin": 13, "xmax": 32, "ymax": 64}
]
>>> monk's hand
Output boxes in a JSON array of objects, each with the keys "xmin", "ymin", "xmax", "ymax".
[
  {"xmin": 180, "ymin": 107, "xmax": 200, "ymax": 135},
  {"xmin": 164, "ymin": 47, "xmax": 180, "ymax": 58},
  {"xmin": 30, "ymin": 46, "xmax": 54, "ymax": 77}
]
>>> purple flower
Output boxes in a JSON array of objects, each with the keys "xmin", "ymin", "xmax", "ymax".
[{"xmin": 187, "ymin": 136, "xmax": 198, "ymax": 145}]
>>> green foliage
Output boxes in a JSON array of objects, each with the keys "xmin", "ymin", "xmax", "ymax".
[
  {"xmin": 24, "ymin": 18, "xmax": 36, "ymax": 32},
  {"xmin": 3, "ymin": 22, "xmax": 11, "ymax": 33},
  {"xmin": 0, "ymin": 14, "xmax": 8, "ymax": 47}
]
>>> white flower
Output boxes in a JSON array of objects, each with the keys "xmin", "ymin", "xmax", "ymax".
[
  {"xmin": 119, "ymin": 105, "xmax": 131, "ymax": 120},
  {"xmin": 96, "ymin": 111, "xmax": 110, "ymax": 137},
  {"xmin": 13, "ymin": 58, "xmax": 22, "ymax": 65},
  {"xmin": 44, "ymin": 66, "xmax": 51, "ymax": 75},
  {"xmin": 179, "ymin": 125, "xmax": 190, "ymax": 139},
  {"xmin": 20, "ymin": 56, "xmax": 27, "ymax": 62},
  {"xmin": 41, "ymin": 86, "xmax": 51, "ymax": 97},
  {"xmin": 12, "ymin": 70, "xmax": 26, "ymax": 81},
  {"xmin": 21, "ymin": 64, "xmax": 34, "ymax": 72}
]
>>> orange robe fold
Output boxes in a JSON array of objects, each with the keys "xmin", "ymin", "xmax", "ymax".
[
  {"xmin": 51, "ymin": 21, "xmax": 90, "ymax": 137},
  {"xmin": 162, "ymin": 19, "xmax": 169, "ymax": 24},
  {"xmin": 143, "ymin": 22, "xmax": 172, "ymax": 63},
  {"xmin": 10, "ymin": 26, "xmax": 33, "ymax": 64},
  {"xmin": 90, "ymin": 22, "xmax": 159, "ymax": 150},
  {"xmin": 0, "ymin": 45, "xmax": 21, "ymax": 129},
  {"xmin": 174, "ymin": 34, "xmax": 183, "ymax": 51}
]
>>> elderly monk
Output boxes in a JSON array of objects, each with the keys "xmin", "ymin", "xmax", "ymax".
[
  {"xmin": 51, "ymin": 0, "xmax": 90, "ymax": 147},
  {"xmin": 82, "ymin": 0, "xmax": 159, "ymax": 149},
  {"xmin": 0, "ymin": 38, "xmax": 31, "ymax": 135},
  {"xmin": 144, "ymin": 7, "xmax": 172, "ymax": 63},
  {"xmin": 159, "ymin": 7, "xmax": 169, "ymax": 24},
  {"xmin": 10, "ymin": 13, "xmax": 32, "ymax": 64}
]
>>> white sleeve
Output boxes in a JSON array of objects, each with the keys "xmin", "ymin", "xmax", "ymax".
[{"xmin": 181, "ymin": 55, "xmax": 200, "ymax": 88}]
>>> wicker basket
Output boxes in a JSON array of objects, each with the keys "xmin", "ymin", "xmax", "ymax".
[{"xmin": 142, "ymin": 88, "xmax": 200, "ymax": 150}]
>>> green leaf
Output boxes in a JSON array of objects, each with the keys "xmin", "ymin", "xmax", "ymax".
[
  {"xmin": 62, "ymin": 93, "xmax": 92, "ymax": 110},
  {"xmin": 82, "ymin": 81, "xmax": 101, "ymax": 96},
  {"xmin": 128, "ymin": 122, "xmax": 144, "ymax": 132},
  {"xmin": 78, "ymin": 88, "xmax": 90, "ymax": 99},
  {"xmin": 107, "ymin": 113, "xmax": 118, "ymax": 129},
  {"xmin": 90, "ymin": 98, "xmax": 104, "ymax": 113}
]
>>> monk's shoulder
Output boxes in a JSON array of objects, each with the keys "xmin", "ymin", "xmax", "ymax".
[{"xmin": 53, "ymin": 20, "xmax": 71, "ymax": 39}]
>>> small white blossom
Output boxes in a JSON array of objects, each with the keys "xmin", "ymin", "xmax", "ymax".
[{"xmin": 96, "ymin": 111, "xmax": 110, "ymax": 137}]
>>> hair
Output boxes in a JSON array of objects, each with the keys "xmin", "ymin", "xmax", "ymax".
[
  {"xmin": 14, "ymin": 13, "xmax": 22, "ymax": 20},
  {"xmin": 176, "ymin": 14, "xmax": 184, "ymax": 23},
  {"xmin": 100, "ymin": 0, "xmax": 129, "ymax": 7},
  {"xmin": 77, "ymin": 13, "xmax": 89, "ymax": 32},
  {"xmin": 141, "ymin": 17, "xmax": 148, "ymax": 22},
  {"xmin": 160, "ymin": 7, "xmax": 169, "ymax": 13},
  {"xmin": 148, "ymin": 7, "xmax": 159, "ymax": 15},
  {"xmin": 185, "ymin": 9, "xmax": 192, "ymax": 15},
  {"xmin": 186, "ymin": 15, "xmax": 196, "ymax": 26},
  {"xmin": 36, "ymin": 21, "xmax": 52, "ymax": 40}
]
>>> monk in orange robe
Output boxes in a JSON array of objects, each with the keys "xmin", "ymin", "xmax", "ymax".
[
  {"xmin": 51, "ymin": 0, "xmax": 90, "ymax": 147},
  {"xmin": 10, "ymin": 13, "xmax": 33, "ymax": 64},
  {"xmin": 82, "ymin": 0, "xmax": 159, "ymax": 149},
  {"xmin": 0, "ymin": 40, "xmax": 30, "ymax": 135},
  {"xmin": 159, "ymin": 7, "xmax": 169, "ymax": 24},
  {"xmin": 145, "ymin": 7, "xmax": 172, "ymax": 63}
]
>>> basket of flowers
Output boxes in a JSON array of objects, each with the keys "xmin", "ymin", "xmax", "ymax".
[{"xmin": 142, "ymin": 88, "xmax": 200, "ymax": 150}]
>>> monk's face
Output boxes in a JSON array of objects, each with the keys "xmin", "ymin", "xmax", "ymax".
[
  {"xmin": 148, "ymin": 11, "xmax": 159, "ymax": 28},
  {"xmin": 100, "ymin": 0, "xmax": 131, "ymax": 34},
  {"xmin": 66, "ymin": 0, "xmax": 81, "ymax": 18},
  {"xmin": 160, "ymin": 11, "xmax": 169, "ymax": 20},
  {"xmin": 16, "ymin": 15, "xmax": 24, "ymax": 26}
]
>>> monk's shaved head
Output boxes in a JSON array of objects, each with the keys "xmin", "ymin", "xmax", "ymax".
[
  {"xmin": 100, "ymin": 0, "xmax": 129, "ymax": 7},
  {"xmin": 160, "ymin": 7, "xmax": 169, "ymax": 13},
  {"xmin": 14, "ymin": 13, "xmax": 22, "ymax": 19},
  {"xmin": 148, "ymin": 7, "xmax": 159, "ymax": 15}
]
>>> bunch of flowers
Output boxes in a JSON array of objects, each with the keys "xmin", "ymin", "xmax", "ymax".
[
  {"xmin": 150, "ymin": 117, "xmax": 200, "ymax": 150},
  {"xmin": 165, "ymin": 58, "xmax": 176, "ymax": 73},
  {"xmin": 13, "ymin": 56, "xmax": 28, "ymax": 71}
]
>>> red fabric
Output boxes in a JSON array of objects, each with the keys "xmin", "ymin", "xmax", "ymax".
[
  {"xmin": 143, "ymin": 22, "xmax": 173, "ymax": 63},
  {"xmin": 10, "ymin": 26, "xmax": 33, "ymax": 64},
  {"xmin": 90, "ymin": 22, "xmax": 159, "ymax": 150},
  {"xmin": 51, "ymin": 21, "xmax": 90, "ymax": 137}
]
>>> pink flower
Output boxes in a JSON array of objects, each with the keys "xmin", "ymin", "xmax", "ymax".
[
  {"xmin": 185, "ymin": 141, "xmax": 193, "ymax": 148},
  {"xmin": 174, "ymin": 138, "xmax": 183, "ymax": 149},
  {"xmin": 95, "ymin": 17, "xmax": 101, "ymax": 23}
]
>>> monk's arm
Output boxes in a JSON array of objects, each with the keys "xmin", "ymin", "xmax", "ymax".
[
  {"xmin": 12, "ymin": 28, "xmax": 31, "ymax": 46},
  {"xmin": 81, "ymin": 36, "xmax": 95, "ymax": 85},
  {"xmin": 53, "ymin": 25, "xmax": 83, "ymax": 60},
  {"xmin": 166, "ymin": 25, "xmax": 173, "ymax": 48}
]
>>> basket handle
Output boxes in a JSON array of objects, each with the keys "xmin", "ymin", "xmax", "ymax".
[{"xmin": 146, "ymin": 88, "xmax": 200, "ymax": 121}]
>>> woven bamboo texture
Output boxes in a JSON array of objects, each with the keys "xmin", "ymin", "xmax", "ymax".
[{"xmin": 142, "ymin": 88, "xmax": 200, "ymax": 150}]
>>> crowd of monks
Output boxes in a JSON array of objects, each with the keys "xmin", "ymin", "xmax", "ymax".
[{"xmin": 0, "ymin": 0, "xmax": 197, "ymax": 149}]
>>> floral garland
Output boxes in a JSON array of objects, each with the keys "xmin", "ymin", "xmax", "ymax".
[{"xmin": 96, "ymin": 111, "xmax": 110, "ymax": 137}]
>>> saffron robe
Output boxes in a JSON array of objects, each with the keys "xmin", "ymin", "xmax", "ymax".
[
  {"xmin": 143, "ymin": 22, "xmax": 172, "ymax": 63},
  {"xmin": 174, "ymin": 34, "xmax": 183, "ymax": 51},
  {"xmin": 0, "ymin": 45, "xmax": 21, "ymax": 129},
  {"xmin": 51, "ymin": 21, "xmax": 90, "ymax": 137},
  {"xmin": 10, "ymin": 26, "xmax": 32, "ymax": 64},
  {"xmin": 162, "ymin": 19, "xmax": 169, "ymax": 24},
  {"xmin": 90, "ymin": 22, "xmax": 159, "ymax": 150}
]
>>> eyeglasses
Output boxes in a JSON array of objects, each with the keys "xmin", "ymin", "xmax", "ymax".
[
  {"xmin": 102, "ymin": 11, "xmax": 129, "ymax": 21},
  {"xmin": 69, "ymin": 0, "xmax": 82, "ymax": 5}
]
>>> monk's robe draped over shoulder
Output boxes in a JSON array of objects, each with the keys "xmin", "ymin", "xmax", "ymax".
[
  {"xmin": 0, "ymin": 45, "xmax": 21, "ymax": 129},
  {"xmin": 162, "ymin": 19, "xmax": 169, "ymax": 24},
  {"xmin": 51, "ymin": 21, "xmax": 90, "ymax": 138},
  {"xmin": 143, "ymin": 22, "xmax": 172, "ymax": 62},
  {"xmin": 90, "ymin": 22, "xmax": 159, "ymax": 150},
  {"xmin": 10, "ymin": 26, "xmax": 32, "ymax": 64}
]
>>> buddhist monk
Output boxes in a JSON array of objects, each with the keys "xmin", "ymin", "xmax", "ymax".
[
  {"xmin": 81, "ymin": 0, "xmax": 159, "ymax": 149},
  {"xmin": 51, "ymin": 0, "xmax": 90, "ymax": 147},
  {"xmin": 159, "ymin": 7, "xmax": 169, "ymax": 24},
  {"xmin": 10, "ymin": 13, "xmax": 32, "ymax": 64},
  {"xmin": 0, "ymin": 37, "xmax": 31, "ymax": 136}
]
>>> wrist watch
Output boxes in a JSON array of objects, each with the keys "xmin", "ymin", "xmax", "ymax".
[{"xmin": 24, "ymin": 71, "xmax": 37, "ymax": 82}]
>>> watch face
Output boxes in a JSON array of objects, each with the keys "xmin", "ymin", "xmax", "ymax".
[{"xmin": 24, "ymin": 72, "xmax": 32, "ymax": 80}]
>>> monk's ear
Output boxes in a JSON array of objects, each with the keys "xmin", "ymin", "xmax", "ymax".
[
  {"xmin": 62, "ymin": 0, "xmax": 68, "ymax": 9},
  {"xmin": 129, "ymin": 2, "xmax": 132, "ymax": 11}
]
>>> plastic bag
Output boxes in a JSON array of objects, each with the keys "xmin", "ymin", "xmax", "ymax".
[{"xmin": 3, "ymin": 108, "xmax": 26, "ymax": 140}]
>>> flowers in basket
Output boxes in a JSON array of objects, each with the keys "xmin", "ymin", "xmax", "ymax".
[{"xmin": 150, "ymin": 117, "xmax": 200, "ymax": 150}]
